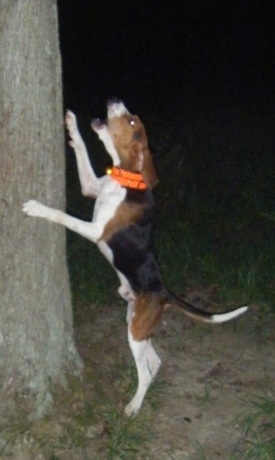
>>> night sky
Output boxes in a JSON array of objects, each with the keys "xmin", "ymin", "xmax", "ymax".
[
  {"xmin": 58, "ymin": 1, "xmax": 273, "ymax": 112},
  {"xmin": 58, "ymin": 0, "xmax": 274, "ymax": 203}
]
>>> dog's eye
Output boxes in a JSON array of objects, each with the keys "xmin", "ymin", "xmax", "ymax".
[{"xmin": 129, "ymin": 119, "xmax": 135, "ymax": 126}]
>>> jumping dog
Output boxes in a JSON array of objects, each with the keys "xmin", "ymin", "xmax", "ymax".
[{"xmin": 23, "ymin": 99, "xmax": 248, "ymax": 415}]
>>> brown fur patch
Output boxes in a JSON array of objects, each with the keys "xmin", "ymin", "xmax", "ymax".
[
  {"xmin": 141, "ymin": 146, "xmax": 159, "ymax": 189},
  {"xmin": 130, "ymin": 293, "xmax": 166, "ymax": 341},
  {"xmin": 100, "ymin": 201, "xmax": 143, "ymax": 242},
  {"xmin": 108, "ymin": 114, "xmax": 159, "ymax": 188}
]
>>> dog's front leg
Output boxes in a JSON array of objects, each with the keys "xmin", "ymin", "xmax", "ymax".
[
  {"xmin": 23, "ymin": 200, "xmax": 102, "ymax": 242},
  {"xmin": 92, "ymin": 122, "xmax": 121, "ymax": 166},
  {"xmin": 66, "ymin": 110, "xmax": 101, "ymax": 198}
]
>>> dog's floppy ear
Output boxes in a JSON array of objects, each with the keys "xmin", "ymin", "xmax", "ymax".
[
  {"xmin": 130, "ymin": 143, "xmax": 159, "ymax": 189},
  {"xmin": 141, "ymin": 147, "xmax": 159, "ymax": 189}
]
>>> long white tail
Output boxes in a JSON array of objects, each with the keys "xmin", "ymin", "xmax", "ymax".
[{"xmin": 166, "ymin": 294, "xmax": 249, "ymax": 323}]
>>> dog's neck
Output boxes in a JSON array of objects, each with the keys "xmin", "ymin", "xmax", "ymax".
[{"xmin": 107, "ymin": 167, "xmax": 147, "ymax": 190}]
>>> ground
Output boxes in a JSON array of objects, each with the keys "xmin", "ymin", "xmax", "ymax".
[{"xmin": 1, "ymin": 290, "xmax": 274, "ymax": 459}]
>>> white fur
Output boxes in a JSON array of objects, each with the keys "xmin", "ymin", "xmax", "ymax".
[
  {"xmin": 94, "ymin": 124, "xmax": 121, "ymax": 166},
  {"xmin": 23, "ymin": 177, "xmax": 126, "ymax": 243},
  {"xmin": 107, "ymin": 101, "xmax": 129, "ymax": 118},
  {"xmin": 91, "ymin": 101, "xmax": 129, "ymax": 166},
  {"xmin": 211, "ymin": 305, "xmax": 248, "ymax": 323},
  {"xmin": 126, "ymin": 330, "xmax": 161, "ymax": 416},
  {"xmin": 66, "ymin": 111, "xmax": 102, "ymax": 197}
]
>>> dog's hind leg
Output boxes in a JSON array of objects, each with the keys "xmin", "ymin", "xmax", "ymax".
[
  {"xmin": 125, "ymin": 330, "xmax": 153, "ymax": 416},
  {"xmin": 146, "ymin": 338, "xmax": 161, "ymax": 379},
  {"xmin": 125, "ymin": 330, "xmax": 161, "ymax": 416}
]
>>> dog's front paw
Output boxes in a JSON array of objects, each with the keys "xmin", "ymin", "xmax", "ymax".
[
  {"xmin": 23, "ymin": 200, "xmax": 49, "ymax": 219},
  {"xmin": 65, "ymin": 110, "xmax": 77, "ymax": 131},
  {"xmin": 65, "ymin": 110, "xmax": 80, "ymax": 149}
]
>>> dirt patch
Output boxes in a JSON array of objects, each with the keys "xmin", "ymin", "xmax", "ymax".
[{"xmin": 1, "ymin": 296, "xmax": 274, "ymax": 459}]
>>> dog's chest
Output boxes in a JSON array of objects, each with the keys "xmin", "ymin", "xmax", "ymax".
[{"xmin": 92, "ymin": 178, "xmax": 126, "ymax": 227}]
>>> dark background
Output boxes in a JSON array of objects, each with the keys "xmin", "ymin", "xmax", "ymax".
[{"xmin": 58, "ymin": 0, "xmax": 274, "ymax": 216}]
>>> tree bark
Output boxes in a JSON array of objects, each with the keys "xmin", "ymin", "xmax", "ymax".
[{"xmin": 0, "ymin": 0, "xmax": 82, "ymax": 419}]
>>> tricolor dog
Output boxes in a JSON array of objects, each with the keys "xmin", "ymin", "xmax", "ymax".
[{"xmin": 23, "ymin": 99, "xmax": 248, "ymax": 415}]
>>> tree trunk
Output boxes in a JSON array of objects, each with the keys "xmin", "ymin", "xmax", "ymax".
[{"xmin": 0, "ymin": 0, "xmax": 82, "ymax": 420}]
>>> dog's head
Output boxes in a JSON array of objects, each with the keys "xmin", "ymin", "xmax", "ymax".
[{"xmin": 92, "ymin": 99, "xmax": 159, "ymax": 189}]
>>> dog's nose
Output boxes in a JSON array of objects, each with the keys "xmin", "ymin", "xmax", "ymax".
[
  {"xmin": 107, "ymin": 97, "xmax": 121, "ymax": 107},
  {"xmin": 107, "ymin": 99, "xmax": 129, "ymax": 118}
]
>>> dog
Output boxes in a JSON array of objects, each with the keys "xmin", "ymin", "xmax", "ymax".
[{"xmin": 23, "ymin": 99, "xmax": 248, "ymax": 415}]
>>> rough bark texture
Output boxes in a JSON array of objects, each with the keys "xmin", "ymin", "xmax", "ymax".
[{"xmin": 0, "ymin": 0, "xmax": 82, "ymax": 419}]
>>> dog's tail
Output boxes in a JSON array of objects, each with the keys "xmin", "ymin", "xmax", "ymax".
[{"xmin": 165, "ymin": 294, "xmax": 248, "ymax": 324}]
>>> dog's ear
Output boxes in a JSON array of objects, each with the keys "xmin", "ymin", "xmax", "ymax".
[
  {"xmin": 130, "ymin": 143, "xmax": 159, "ymax": 189},
  {"xmin": 141, "ymin": 147, "xmax": 159, "ymax": 189}
]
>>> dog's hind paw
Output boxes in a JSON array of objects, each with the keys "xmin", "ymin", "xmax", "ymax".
[{"xmin": 124, "ymin": 398, "xmax": 141, "ymax": 417}]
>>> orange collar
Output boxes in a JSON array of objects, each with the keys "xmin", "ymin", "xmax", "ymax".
[{"xmin": 106, "ymin": 166, "xmax": 147, "ymax": 190}]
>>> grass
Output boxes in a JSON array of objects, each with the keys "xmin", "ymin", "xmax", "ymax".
[
  {"xmin": 0, "ymin": 352, "xmax": 157, "ymax": 458},
  {"xmin": 61, "ymin": 355, "xmax": 158, "ymax": 459},
  {"xmin": 98, "ymin": 403, "xmax": 151, "ymax": 460},
  {"xmin": 154, "ymin": 218, "xmax": 275, "ymax": 309},
  {"xmin": 235, "ymin": 393, "xmax": 275, "ymax": 460},
  {"xmin": 192, "ymin": 393, "xmax": 275, "ymax": 460}
]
